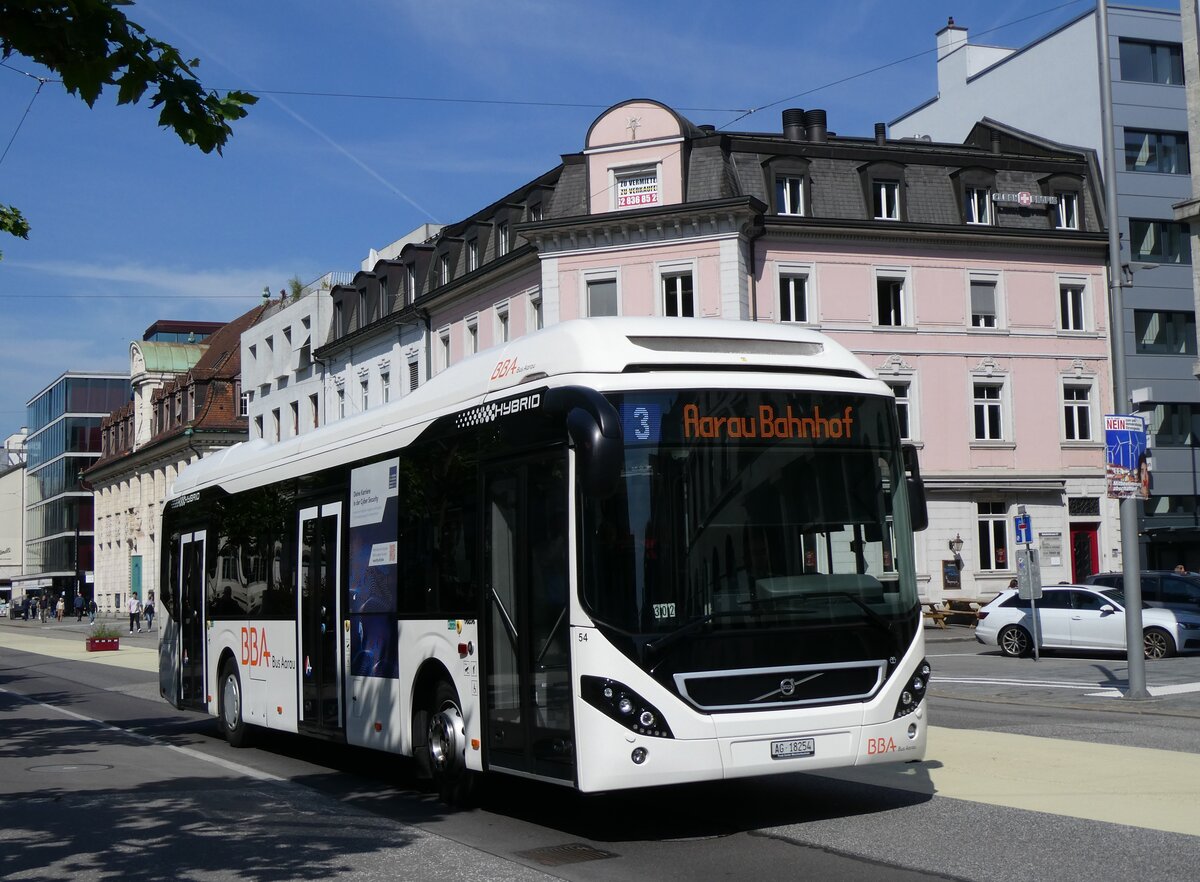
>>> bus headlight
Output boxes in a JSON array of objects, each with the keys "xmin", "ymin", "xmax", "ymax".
[
  {"xmin": 582, "ymin": 676, "xmax": 674, "ymax": 739},
  {"xmin": 894, "ymin": 658, "xmax": 930, "ymax": 719}
]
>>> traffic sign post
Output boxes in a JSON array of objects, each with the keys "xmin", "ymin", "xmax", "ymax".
[{"xmin": 1015, "ymin": 506, "xmax": 1041, "ymax": 661}]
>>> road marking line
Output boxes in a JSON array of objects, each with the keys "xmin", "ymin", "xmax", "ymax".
[
  {"xmin": 1088, "ymin": 681, "xmax": 1200, "ymax": 698},
  {"xmin": 0, "ymin": 686, "xmax": 282, "ymax": 782},
  {"xmin": 934, "ymin": 677, "xmax": 1105, "ymax": 690}
]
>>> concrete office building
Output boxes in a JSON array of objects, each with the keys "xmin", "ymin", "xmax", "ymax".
[{"xmin": 890, "ymin": 5, "xmax": 1200, "ymax": 568}]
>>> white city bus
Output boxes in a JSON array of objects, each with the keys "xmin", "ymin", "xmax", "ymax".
[{"xmin": 159, "ymin": 317, "xmax": 931, "ymax": 801}]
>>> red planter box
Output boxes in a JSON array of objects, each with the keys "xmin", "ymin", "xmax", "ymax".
[{"xmin": 85, "ymin": 637, "xmax": 120, "ymax": 652}]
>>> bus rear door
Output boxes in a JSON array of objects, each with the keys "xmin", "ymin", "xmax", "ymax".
[
  {"xmin": 177, "ymin": 530, "xmax": 207, "ymax": 710},
  {"xmin": 298, "ymin": 502, "xmax": 344, "ymax": 736}
]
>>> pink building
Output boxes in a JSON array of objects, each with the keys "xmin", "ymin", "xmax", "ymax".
[{"xmin": 315, "ymin": 99, "xmax": 1113, "ymax": 601}]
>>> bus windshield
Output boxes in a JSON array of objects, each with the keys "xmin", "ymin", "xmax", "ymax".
[{"xmin": 580, "ymin": 390, "xmax": 918, "ymax": 639}]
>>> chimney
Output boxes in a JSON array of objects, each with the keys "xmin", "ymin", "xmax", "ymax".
[
  {"xmin": 782, "ymin": 108, "xmax": 806, "ymax": 141},
  {"xmin": 874, "ymin": 122, "xmax": 887, "ymax": 146},
  {"xmin": 936, "ymin": 16, "xmax": 968, "ymax": 61},
  {"xmin": 804, "ymin": 109, "xmax": 827, "ymax": 144}
]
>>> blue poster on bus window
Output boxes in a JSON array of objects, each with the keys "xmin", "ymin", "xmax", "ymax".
[
  {"xmin": 1104, "ymin": 414, "xmax": 1149, "ymax": 500},
  {"xmin": 348, "ymin": 459, "xmax": 399, "ymax": 678},
  {"xmin": 620, "ymin": 402, "xmax": 663, "ymax": 444}
]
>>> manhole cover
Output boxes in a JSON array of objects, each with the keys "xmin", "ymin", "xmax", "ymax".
[
  {"xmin": 26, "ymin": 764, "xmax": 113, "ymax": 773},
  {"xmin": 515, "ymin": 843, "xmax": 617, "ymax": 867}
]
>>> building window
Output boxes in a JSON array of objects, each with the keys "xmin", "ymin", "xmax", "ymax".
[
  {"xmin": 309, "ymin": 393, "xmax": 319, "ymax": 429},
  {"xmin": 1059, "ymin": 282, "xmax": 1086, "ymax": 331},
  {"xmin": 409, "ymin": 360, "xmax": 420, "ymax": 392},
  {"xmin": 530, "ymin": 291, "xmax": 544, "ymax": 331},
  {"xmin": 438, "ymin": 327, "xmax": 451, "ymax": 373},
  {"xmin": 1135, "ymin": 310, "xmax": 1197, "ymax": 355},
  {"xmin": 614, "ymin": 166, "xmax": 660, "ymax": 209},
  {"xmin": 406, "ymin": 264, "xmax": 416, "ymax": 303},
  {"xmin": 964, "ymin": 187, "xmax": 991, "ymax": 225},
  {"xmin": 358, "ymin": 290, "xmax": 369, "ymax": 327},
  {"xmin": 1124, "ymin": 129, "xmax": 1189, "ymax": 174},
  {"xmin": 334, "ymin": 301, "xmax": 345, "ymax": 338},
  {"xmin": 873, "ymin": 180, "xmax": 900, "ymax": 220},
  {"xmin": 977, "ymin": 501, "xmax": 1009, "ymax": 571},
  {"xmin": 337, "ymin": 388, "xmax": 346, "ymax": 419},
  {"xmin": 271, "ymin": 408, "xmax": 280, "ymax": 442},
  {"xmin": 381, "ymin": 371, "xmax": 390, "ymax": 404},
  {"xmin": 438, "ymin": 254, "xmax": 450, "ymax": 286},
  {"xmin": 661, "ymin": 271, "xmax": 694, "ymax": 317},
  {"xmin": 254, "ymin": 415, "xmax": 263, "ymax": 439},
  {"xmin": 586, "ymin": 277, "xmax": 619, "ymax": 317},
  {"xmin": 970, "ymin": 278, "xmax": 997, "ymax": 328},
  {"xmin": 973, "ymin": 382, "xmax": 1005, "ymax": 441},
  {"xmin": 496, "ymin": 302, "xmax": 510, "ymax": 343},
  {"xmin": 1119, "ymin": 39, "xmax": 1184, "ymax": 85},
  {"xmin": 289, "ymin": 401, "xmax": 299, "ymax": 436},
  {"xmin": 1055, "ymin": 192, "xmax": 1079, "ymax": 230},
  {"xmin": 240, "ymin": 391, "xmax": 250, "ymax": 418},
  {"xmin": 497, "ymin": 223, "xmax": 510, "ymax": 256},
  {"xmin": 776, "ymin": 175, "xmax": 805, "ymax": 216},
  {"xmin": 876, "ymin": 275, "xmax": 907, "ymax": 326},
  {"xmin": 467, "ymin": 239, "xmax": 478, "ymax": 272},
  {"xmin": 360, "ymin": 379, "xmax": 369, "ymax": 412},
  {"xmin": 1062, "ymin": 383, "xmax": 1092, "ymax": 441},
  {"xmin": 466, "ymin": 315, "xmax": 479, "ymax": 354},
  {"xmin": 779, "ymin": 272, "xmax": 808, "ymax": 323},
  {"xmin": 887, "ymin": 380, "xmax": 913, "ymax": 441},
  {"xmin": 528, "ymin": 202, "xmax": 543, "ymax": 222},
  {"xmin": 1130, "ymin": 219, "xmax": 1191, "ymax": 264},
  {"xmin": 1149, "ymin": 402, "xmax": 1200, "ymax": 446}
]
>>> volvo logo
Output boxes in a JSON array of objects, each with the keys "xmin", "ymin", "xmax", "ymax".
[{"xmin": 752, "ymin": 672, "xmax": 823, "ymax": 703}]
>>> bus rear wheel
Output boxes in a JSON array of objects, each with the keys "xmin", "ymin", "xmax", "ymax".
[
  {"xmin": 219, "ymin": 661, "xmax": 252, "ymax": 748},
  {"xmin": 427, "ymin": 680, "xmax": 473, "ymax": 806}
]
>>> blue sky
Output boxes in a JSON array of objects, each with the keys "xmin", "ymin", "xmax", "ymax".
[{"xmin": 0, "ymin": 0, "xmax": 1167, "ymax": 436}]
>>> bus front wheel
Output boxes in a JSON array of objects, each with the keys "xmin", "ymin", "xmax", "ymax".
[
  {"xmin": 219, "ymin": 661, "xmax": 251, "ymax": 748},
  {"xmin": 427, "ymin": 680, "xmax": 473, "ymax": 805}
]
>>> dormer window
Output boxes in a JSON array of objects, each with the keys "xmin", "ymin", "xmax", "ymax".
[
  {"xmin": 528, "ymin": 202, "xmax": 543, "ymax": 222},
  {"xmin": 776, "ymin": 175, "xmax": 805, "ymax": 216},
  {"xmin": 439, "ymin": 253, "xmax": 451, "ymax": 286},
  {"xmin": 467, "ymin": 239, "xmax": 478, "ymax": 272},
  {"xmin": 613, "ymin": 165, "xmax": 660, "ymax": 209},
  {"xmin": 965, "ymin": 187, "xmax": 992, "ymax": 225},
  {"xmin": 497, "ymin": 223, "xmax": 510, "ymax": 256},
  {"xmin": 874, "ymin": 180, "xmax": 900, "ymax": 220},
  {"xmin": 1056, "ymin": 192, "xmax": 1079, "ymax": 230}
]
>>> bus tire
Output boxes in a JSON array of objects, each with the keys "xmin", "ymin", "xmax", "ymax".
[
  {"xmin": 427, "ymin": 679, "xmax": 473, "ymax": 806},
  {"xmin": 218, "ymin": 661, "xmax": 252, "ymax": 748}
]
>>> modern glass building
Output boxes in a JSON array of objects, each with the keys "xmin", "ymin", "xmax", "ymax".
[{"xmin": 14, "ymin": 372, "xmax": 129, "ymax": 603}]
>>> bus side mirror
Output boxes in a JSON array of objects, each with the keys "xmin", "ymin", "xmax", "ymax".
[
  {"xmin": 902, "ymin": 444, "xmax": 928, "ymax": 532},
  {"xmin": 545, "ymin": 386, "xmax": 623, "ymax": 497}
]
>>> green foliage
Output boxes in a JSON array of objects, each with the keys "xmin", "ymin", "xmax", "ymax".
[
  {"xmin": 0, "ymin": 1, "xmax": 257, "ymax": 247},
  {"xmin": 90, "ymin": 622, "xmax": 121, "ymax": 639},
  {"xmin": 0, "ymin": 0, "xmax": 257, "ymax": 154},
  {"xmin": 288, "ymin": 276, "xmax": 304, "ymax": 298}
]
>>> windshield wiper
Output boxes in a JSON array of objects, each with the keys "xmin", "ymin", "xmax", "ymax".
[{"xmin": 644, "ymin": 608, "xmax": 806, "ymax": 655}]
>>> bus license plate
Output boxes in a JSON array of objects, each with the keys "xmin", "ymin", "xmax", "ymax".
[{"xmin": 770, "ymin": 737, "xmax": 815, "ymax": 759}]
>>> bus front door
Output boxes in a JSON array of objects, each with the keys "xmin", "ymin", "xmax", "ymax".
[
  {"xmin": 298, "ymin": 503, "xmax": 343, "ymax": 736},
  {"xmin": 484, "ymin": 450, "xmax": 574, "ymax": 782},
  {"xmin": 178, "ymin": 530, "xmax": 207, "ymax": 710}
]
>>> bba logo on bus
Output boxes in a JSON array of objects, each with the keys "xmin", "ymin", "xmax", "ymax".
[{"xmin": 241, "ymin": 627, "xmax": 295, "ymax": 670}]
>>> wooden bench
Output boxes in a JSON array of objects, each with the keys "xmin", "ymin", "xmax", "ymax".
[
  {"xmin": 923, "ymin": 600, "xmax": 982, "ymax": 629},
  {"xmin": 923, "ymin": 603, "xmax": 950, "ymax": 628}
]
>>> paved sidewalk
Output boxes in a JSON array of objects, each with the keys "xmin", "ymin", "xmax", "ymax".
[{"xmin": 0, "ymin": 616, "xmax": 158, "ymax": 672}]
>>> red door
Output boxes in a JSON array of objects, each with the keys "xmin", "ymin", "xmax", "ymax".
[{"xmin": 1069, "ymin": 524, "xmax": 1100, "ymax": 583}]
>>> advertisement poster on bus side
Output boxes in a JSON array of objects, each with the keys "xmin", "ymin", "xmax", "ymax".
[
  {"xmin": 348, "ymin": 458, "xmax": 399, "ymax": 678},
  {"xmin": 1104, "ymin": 414, "xmax": 1149, "ymax": 500}
]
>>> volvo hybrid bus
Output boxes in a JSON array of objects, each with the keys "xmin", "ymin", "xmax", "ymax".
[{"xmin": 159, "ymin": 317, "xmax": 930, "ymax": 801}]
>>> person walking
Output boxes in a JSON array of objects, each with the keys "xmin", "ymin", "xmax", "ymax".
[
  {"xmin": 143, "ymin": 598, "xmax": 155, "ymax": 630},
  {"xmin": 88, "ymin": 598, "xmax": 97, "ymax": 625},
  {"xmin": 73, "ymin": 593, "xmax": 84, "ymax": 621},
  {"xmin": 55, "ymin": 594, "xmax": 65, "ymax": 622},
  {"xmin": 128, "ymin": 592, "xmax": 142, "ymax": 634}
]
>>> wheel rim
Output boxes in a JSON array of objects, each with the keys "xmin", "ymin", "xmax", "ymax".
[
  {"xmin": 1144, "ymin": 631, "xmax": 1168, "ymax": 660},
  {"xmin": 1001, "ymin": 628, "xmax": 1028, "ymax": 655},
  {"xmin": 222, "ymin": 673, "xmax": 241, "ymax": 730},
  {"xmin": 428, "ymin": 702, "xmax": 465, "ymax": 775}
]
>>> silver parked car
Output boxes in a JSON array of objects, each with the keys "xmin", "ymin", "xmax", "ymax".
[{"xmin": 975, "ymin": 585, "xmax": 1200, "ymax": 660}]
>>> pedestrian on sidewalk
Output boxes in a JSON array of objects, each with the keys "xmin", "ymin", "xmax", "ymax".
[
  {"xmin": 73, "ymin": 593, "xmax": 83, "ymax": 621},
  {"xmin": 55, "ymin": 594, "xmax": 65, "ymax": 622},
  {"xmin": 88, "ymin": 598, "xmax": 97, "ymax": 625},
  {"xmin": 143, "ymin": 598, "xmax": 155, "ymax": 630},
  {"xmin": 128, "ymin": 592, "xmax": 142, "ymax": 634}
]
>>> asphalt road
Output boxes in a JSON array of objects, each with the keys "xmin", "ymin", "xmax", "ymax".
[{"xmin": 2, "ymin": 620, "xmax": 1199, "ymax": 881}]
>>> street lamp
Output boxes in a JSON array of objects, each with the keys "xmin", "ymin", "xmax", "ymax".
[{"xmin": 948, "ymin": 533, "xmax": 965, "ymax": 571}]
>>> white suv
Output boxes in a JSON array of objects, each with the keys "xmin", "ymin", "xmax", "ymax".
[{"xmin": 976, "ymin": 585, "xmax": 1200, "ymax": 660}]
